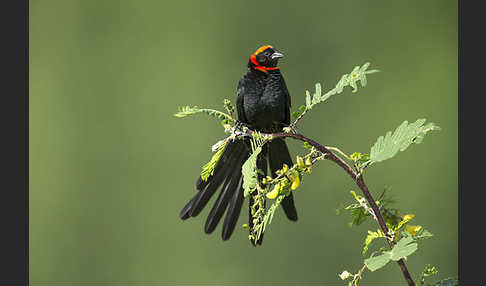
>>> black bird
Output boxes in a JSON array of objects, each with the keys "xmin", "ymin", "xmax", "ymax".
[{"xmin": 180, "ymin": 45, "xmax": 298, "ymax": 245}]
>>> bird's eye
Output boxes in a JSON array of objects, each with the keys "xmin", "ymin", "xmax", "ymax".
[{"xmin": 256, "ymin": 54, "xmax": 266, "ymax": 63}]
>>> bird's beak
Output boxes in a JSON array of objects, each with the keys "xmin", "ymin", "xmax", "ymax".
[{"xmin": 271, "ymin": 51, "xmax": 284, "ymax": 59}]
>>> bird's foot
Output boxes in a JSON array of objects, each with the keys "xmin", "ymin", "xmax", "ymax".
[
  {"xmin": 235, "ymin": 120, "xmax": 243, "ymax": 130},
  {"xmin": 235, "ymin": 120, "xmax": 250, "ymax": 132}
]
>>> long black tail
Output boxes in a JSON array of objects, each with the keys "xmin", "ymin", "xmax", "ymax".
[
  {"xmin": 179, "ymin": 139, "xmax": 250, "ymax": 241},
  {"xmin": 268, "ymin": 138, "xmax": 298, "ymax": 221},
  {"xmin": 179, "ymin": 137, "xmax": 298, "ymax": 244}
]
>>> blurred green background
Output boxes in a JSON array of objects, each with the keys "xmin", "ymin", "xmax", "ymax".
[{"xmin": 30, "ymin": 0, "xmax": 457, "ymax": 285}]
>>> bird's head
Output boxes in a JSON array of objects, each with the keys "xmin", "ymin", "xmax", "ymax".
[{"xmin": 248, "ymin": 45, "xmax": 284, "ymax": 73}]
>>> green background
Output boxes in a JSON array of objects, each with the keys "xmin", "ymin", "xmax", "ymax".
[{"xmin": 30, "ymin": 0, "xmax": 457, "ymax": 285}]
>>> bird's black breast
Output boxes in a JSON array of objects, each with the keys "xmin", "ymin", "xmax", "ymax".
[{"xmin": 236, "ymin": 69, "xmax": 290, "ymax": 132}]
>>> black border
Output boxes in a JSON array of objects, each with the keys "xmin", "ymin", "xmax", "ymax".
[
  {"xmin": 2, "ymin": 0, "xmax": 28, "ymax": 284},
  {"xmin": 459, "ymin": 1, "xmax": 482, "ymax": 285}
]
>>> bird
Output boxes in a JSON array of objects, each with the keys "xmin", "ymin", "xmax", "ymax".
[{"xmin": 179, "ymin": 45, "xmax": 298, "ymax": 246}]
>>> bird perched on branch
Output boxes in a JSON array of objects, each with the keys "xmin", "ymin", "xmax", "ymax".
[{"xmin": 180, "ymin": 45, "xmax": 298, "ymax": 245}]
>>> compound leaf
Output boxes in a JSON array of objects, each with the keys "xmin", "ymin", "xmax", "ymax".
[
  {"xmin": 389, "ymin": 236, "xmax": 418, "ymax": 261},
  {"xmin": 365, "ymin": 253, "xmax": 391, "ymax": 272},
  {"xmin": 370, "ymin": 119, "xmax": 440, "ymax": 164},
  {"xmin": 174, "ymin": 106, "xmax": 233, "ymax": 122}
]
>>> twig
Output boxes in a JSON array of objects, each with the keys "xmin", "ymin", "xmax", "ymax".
[{"xmin": 240, "ymin": 129, "xmax": 415, "ymax": 286}]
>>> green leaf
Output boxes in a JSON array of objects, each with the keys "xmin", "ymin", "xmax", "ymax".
[
  {"xmin": 200, "ymin": 141, "xmax": 227, "ymax": 181},
  {"xmin": 242, "ymin": 145, "xmax": 262, "ymax": 197},
  {"xmin": 335, "ymin": 74, "xmax": 347, "ymax": 94},
  {"xmin": 223, "ymin": 99, "xmax": 235, "ymax": 115},
  {"xmin": 365, "ymin": 69, "xmax": 380, "ymax": 75},
  {"xmin": 293, "ymin": 63, "xmax": 379, "ymax": 122},
  {"xmin": 350, "ymin": 77, "xmax": 358, "ymax": 92},
  {"xmin": 241, "ymin": 135, "xmax": 265, "ymax": 197},
  {"xmin": 303, "ymin": 142, "xmax": 312, "ymax": 150},
  {"xmin": 414, "ymin": 228, "xmax": 433, "ymax": 240},
  {"xmin": 299, "ymin": 105, "xmax": 306, "ymax": 112},
  {"xmin": 370, "ymin": 119, "xmax": 440, "ymax": 164},
  {"xmin": 422, "ymin": 264, "xmax": 439, "ymax": 277},
  {"xmin": 360, "ymin": 71, "xmax": 368, "ymax": 87},
  {"xmin": 389, "ymin": 236, "xmax": 418, "ymax": 261},
  {"xmin": 305, "ymin": 90, "xmax": 312, "ymax": 108},
  {"xmin": 314, "ymin": 82, "xmax": 322, "ymax": 100},
  {"xmin": 365, "ymin": 237, "xmax": 418, "ymax": 272},
  {"xmin": 363, "ymin": 229, "xmax": 386, "ymax": 255},
  {"xmin": 414, "ymin": 122, "xmax": 441, "ymax": 144},
  {"xmin": 364, "ymin": 253, "xmax": 391, "ymax": 271},
  {"xmin": 291, "ymin": 111, "xmax": 301, "ymax": 119},
  {"xmin": 359, "ymin": 62, "xmax": 370, "ymax": 73},
  {"xmin": 419, "ymin": 264, "xmax": 439, "ymax": 286},
  {"xmin": 263, "ymin": 194, "xmax": 285, "ymax": 230},
  {"xmin": 350, "ymin": 208, "xmax": 369, "ymax": 226},
  {"xmin": 174, "ymin": 106, "xmax": 233, "ymax": 122},
  {"xmin": 341, "ymin": 191, "xmax": 372, "ymax": 226}
]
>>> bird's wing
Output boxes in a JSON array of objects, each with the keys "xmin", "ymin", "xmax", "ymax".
[
  {"xmin": 279, "ymin": 75, "xmax": 292, "ymax": 125},
  {"xmin": 236, "ymin": 78, "xmax": 249, "ymax": 124}
]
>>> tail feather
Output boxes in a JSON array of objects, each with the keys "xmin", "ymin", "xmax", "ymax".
[
  {"xmin": 280, "ymin": 192, "xmax": 298, "ymax": 221},
  {"xmin": 200, "ymin": 140, "xmax": 249, "ymax": 234},
  {"xmin": 180, "ymin": 196, "xmax": 196, "ymax": 220},
  {"xmin": 268, "ymin": 138, "xmax": 298, "ymax": 221},
  {"xmin": 204, "ymin": 150, "xmax": 246, "ymax": 234},
  {"xmin": 189, "ymin": 160, "xmax": 233, "ymax": 217},
  {"xmin": 182, "ymin": 140, "xmax": 246, "ymax": 218},
  {"xmin": 221, "ymin": 176, "xmax": 244, "ymax": 240}
]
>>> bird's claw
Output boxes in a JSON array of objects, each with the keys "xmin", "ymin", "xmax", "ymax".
[{"xmin": 235, "ymin": 120, "xmax": 248, "ymax": 131}]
